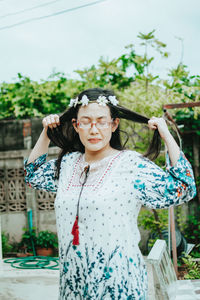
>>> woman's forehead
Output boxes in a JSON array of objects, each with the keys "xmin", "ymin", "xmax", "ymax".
[{"xmin": 77, "ymin": 103, "xmax": 111, "ymax": 118}]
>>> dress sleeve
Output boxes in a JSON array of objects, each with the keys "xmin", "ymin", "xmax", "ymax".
[
  {"xmin": 24, "ymin": 154, "xmax": 58, "ymax": 193},
  {"xmin": 134, "ymin": 151, "xmax": 197, "ymax": 209}
]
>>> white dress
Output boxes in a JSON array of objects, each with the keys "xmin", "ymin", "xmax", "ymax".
[{"xmin": 24, "ymin": 150, "xmax": 196, "ymax": 300}]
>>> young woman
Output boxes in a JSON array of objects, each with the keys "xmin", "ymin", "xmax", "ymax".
[{"xmin": 25, "ymin": 88, "xmax": 196, "ymax": 300}]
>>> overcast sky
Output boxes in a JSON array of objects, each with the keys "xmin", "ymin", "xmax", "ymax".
[{"xmin": 0, "ymin": 0, "xmax": 199, "ymax": 83}]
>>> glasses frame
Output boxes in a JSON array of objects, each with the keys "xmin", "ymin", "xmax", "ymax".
[{"xmin": 74, "ymin": 119, "xmax": 114, "ymax": 130}]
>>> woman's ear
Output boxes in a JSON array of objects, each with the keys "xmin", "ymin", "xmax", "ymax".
[
  {"xmin": 72, "ymin": 118, "xmax": 79, "ymax": 133},
  {"xmin": 112, "ymin": 118, "xmax": 120, "ymax": 132}
]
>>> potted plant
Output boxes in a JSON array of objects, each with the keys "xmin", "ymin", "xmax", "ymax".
[
  {"xmin": 17, "ymin": 228, "xmax": 37, "ymax": 257},
  {"xmin": 36, "ymin": 230, "xmax": 58, "ymax": 256},
  {"xmin": 1, "ymin": 232, "xmax": 13, "ymax": 257}
]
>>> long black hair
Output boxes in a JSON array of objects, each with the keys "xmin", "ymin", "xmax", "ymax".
[{"xmin": 47, "ymin": 88, "xmax": 161, "ymax": 178}]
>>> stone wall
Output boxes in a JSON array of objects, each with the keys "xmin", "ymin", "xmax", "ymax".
[
  {"xmin": 0, "ymin": 147, "xmax": 59, "ymax": 243},
  {"xmin": 0, "ymin": 118, "xmax": 44, "ymax": 151}
]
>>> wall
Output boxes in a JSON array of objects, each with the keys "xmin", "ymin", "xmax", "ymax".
[{"xmin": 0, "ymin": 118, "xmax": 60, "ymax": 239}]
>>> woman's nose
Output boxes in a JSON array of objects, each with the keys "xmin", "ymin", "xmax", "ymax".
[{"xmin": 90, "ymin": 122, "xmax": 99, "ymax": 133}]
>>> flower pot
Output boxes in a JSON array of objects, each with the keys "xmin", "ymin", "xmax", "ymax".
[
  {"xmin": 36, "ymin": 247, "xmax": 53, "ymax": 256},
  {"xmin": 17, "ymin": 253, "xmax": 32, "ymax": 258},
  {"xmin": 178, "ymin": 264, "xmax": 188, "ymax": 279}
]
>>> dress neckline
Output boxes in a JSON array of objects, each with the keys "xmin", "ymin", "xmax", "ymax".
[
  {"xmin": 81, "ymin": 150, "xmax": 122, "ymax": 169},
  {"xmin": 65, "ymin": 150, "xmax": 126, "ymax": 191}
]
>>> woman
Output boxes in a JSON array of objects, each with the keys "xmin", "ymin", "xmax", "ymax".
[{"xmin": 24, "ymin": 88, "xmax": 196, "ymax": 300}]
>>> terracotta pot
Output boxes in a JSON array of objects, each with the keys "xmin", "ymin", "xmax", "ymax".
[
  {"xmin": 27, "ymin": 252, "xmax": 34, "ymax": 256},
  {"xmin": 17, "ymin": 253, "xmax": 29, "ymax": 258},
  {"xmin": 36, "ymin": 247, "xmax": 53, "ymax": 256},
  {"xmin": 178, "ymin": 264, "xmax": 188, "ymax": 279}
]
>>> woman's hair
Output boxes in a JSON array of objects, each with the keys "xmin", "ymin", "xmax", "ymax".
[{"xmin": 47, "ymin": 88, "xmax": 161, "ymax": 178}]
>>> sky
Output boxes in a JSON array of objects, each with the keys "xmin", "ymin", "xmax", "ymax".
[{"xmin": 0, "ymin": 0, "xmax": 199, "ymax": 83}]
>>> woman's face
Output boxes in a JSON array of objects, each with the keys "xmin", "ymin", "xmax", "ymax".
[{"xmin": 73, "ymin": 102, "xmax": 119, "ymax": 154}]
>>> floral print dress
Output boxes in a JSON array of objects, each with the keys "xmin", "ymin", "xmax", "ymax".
[{"xmin": 24, "ymin": 150, "xmax": 196, "ymax": 300}]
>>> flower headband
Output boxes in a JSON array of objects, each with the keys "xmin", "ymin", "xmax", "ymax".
[{"xmin": 68, "ymin": 95, "xmax": 119, "ymax": 108}]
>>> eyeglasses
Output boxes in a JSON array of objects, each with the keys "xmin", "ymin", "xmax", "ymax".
[{"xmin": 75, "ymin": 119, "xmax": 113, "ymax": 130}]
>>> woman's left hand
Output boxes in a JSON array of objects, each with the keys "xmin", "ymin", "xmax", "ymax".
[
  {"xmin": 148, "ymin": 117, "xmax": 180, "ymax": 165},
  {"xmin": 148, "ymin": 117, "xmax": 170, "ymax": 141}
]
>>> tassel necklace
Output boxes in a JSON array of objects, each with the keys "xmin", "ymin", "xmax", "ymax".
[{"xmin": 71, "ymin": 165, "xmax": 90, "ymax": 245}]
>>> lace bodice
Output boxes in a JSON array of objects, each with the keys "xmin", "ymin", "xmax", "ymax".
[{"xmin": 64, "ymin": 151, "xmax": 124, "ymax": 191}]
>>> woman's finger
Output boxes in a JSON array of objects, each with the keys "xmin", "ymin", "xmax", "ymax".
[
  {"xmin": 54, "ymin": 114, "xmax": 60, "ymax": 125},
  {"xmin": 50, "ymin": 115, "xmax": 57, "ymax": 128},
  {"xmin": 42, "ymin": 114, "xmax": 60, "ymax": 129},
  {"xmin": 148, "ymin": 119, "xmax": 158, "ymax": 130},
  {"xmin": 45, "ymin": 116, "xmax": 53, "ymax": 129},
  {"xmin": 148, "ymin": 117, "xmax": 170, "ymax": 140}
]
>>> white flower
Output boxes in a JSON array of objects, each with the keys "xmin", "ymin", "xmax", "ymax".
[
  {"xmin": 108, "ymin": 96, "xmax": 119, "ymax": 106},
  {"xmin": 69, "ymin": 97, "xmax": 78, "ymax": 107},
  {"xmin": 97, "ymin": 95, "xmax": 108, "ymax": 106},
  {"xmin": 80, "ymin": 95, "xmax": 89, "ymax": 106},
  {"xmin": 69, "ymin": 94, "xmax": 118, "ymax": 108}
]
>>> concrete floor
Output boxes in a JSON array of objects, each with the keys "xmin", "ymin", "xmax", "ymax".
[
  {"xmin": 1, "ymin": 259, "xmax": 200, "ymax": 300},
  {"xmin": 0, "ymin": 260, "xmax": 59, "ymax": 300}
]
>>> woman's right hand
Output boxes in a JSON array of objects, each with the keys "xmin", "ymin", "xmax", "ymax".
[{"xmin": 42, "ymin": 114, "xmax": 60, "ymax": 130}]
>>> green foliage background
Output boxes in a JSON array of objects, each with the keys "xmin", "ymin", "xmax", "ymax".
[{"xmin": 1, "ymin": 31, "xmax": 199, "ymax": 122}]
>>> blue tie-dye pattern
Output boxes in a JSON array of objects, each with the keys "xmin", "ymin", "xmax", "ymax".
[
  {"xmin": 138, "ymin": 164, "xmax": 145, "ymax": 169},
  {"xmin": 132, "ymin": 151, "xmax": 196, "ymax": 209}
]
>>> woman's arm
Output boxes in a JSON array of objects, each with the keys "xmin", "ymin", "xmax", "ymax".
[
  {"xmin": 133, "ymin": 117, "xmax": 196, "ymax": 208},
  {"xmin": 27, "ymin": 114, "xmax": 60, "ymax": 164},
  {"xmin": 25, "ymin": 114, "xmax": 60, "ymax": 192},
  {"xmin": 134, "ymin": 151, "xmax": 196, "ymax": 209},
  {"xmin": 148, "ymin": 117, "xmax": 180, "ymax": 166}
]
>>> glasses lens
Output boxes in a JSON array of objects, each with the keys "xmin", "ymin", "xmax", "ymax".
[
  {"xmin": 79, "ymin": 122, "xmax": 90, "ymax": 129},
  {"xmin": 96, "ymin": 122, "xmax": 109, "ymax": 129},
  {"xmin": 78, "ymin": 120, "xmax": 112, "ymax": 129}
]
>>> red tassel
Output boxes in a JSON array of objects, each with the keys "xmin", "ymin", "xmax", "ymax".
[{"xmin": 71, "ymin": 215, "xmax": 79, "ymax": 245}]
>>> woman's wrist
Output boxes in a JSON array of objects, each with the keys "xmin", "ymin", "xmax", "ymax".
[
  {"xmin": 41, "ymin": 128, "xmax": 50, "ymax": 141},
  {"xmin": 164, "ymin": 133, "xmax": 180, "ymax": 166},
  {"xmin": 162, "ymin": 131, "xmax": 173, "ymax": 144}
]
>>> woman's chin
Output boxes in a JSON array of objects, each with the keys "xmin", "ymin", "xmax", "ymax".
[
  {"xmin": 86, "ymin": 145, "xmax": 103, "ymax": 152},
  {"xmin": 85, "ymin": 142, "xmax": 107, "ymax": 153}
]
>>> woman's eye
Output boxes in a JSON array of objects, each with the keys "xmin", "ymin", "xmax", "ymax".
[
  {"xmin": 98, "ymin": 120, "xmax": 107, "ymax": 124},
  {"xmin": 81, "ymin": 120, "xmax": 90, "ymax": 125}
]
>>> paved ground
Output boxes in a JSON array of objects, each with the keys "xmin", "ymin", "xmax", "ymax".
[
  {"xmin": 171, "ymin": 279, "xmax": 200, "ymax": 300},
  {"xmin": 0, "ymin": 260, "xmax": 59, "ymax": 300},
  {"xmin": 1, "ymin": 259, "xmax": 200, "ymax": 300}
]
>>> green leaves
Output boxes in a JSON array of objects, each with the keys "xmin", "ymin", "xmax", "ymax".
[
  {"xmin": 138, "ymin": 208, "xmax": 168, "ymax": 232},
  {"xmin": 0, "ymin": 73, "xmax": 74, "ymax": 119},
  {"xmin": 182, "ymin": 254, "xmax": 200, "ymax": 279},
  {"xmin": 2, "ymin": 232, "xmax": 13, "ymax": 253},
  {"xmin": 137, "ymin": 29, "xmax": 156, "ymax": 41},
  {"xmin": 36, "ymin": 231, "xmax": 58, "ymax": 249},
  {"xmin": 19, "ymin": 228, "xmax": 58, "ymax": 250}
]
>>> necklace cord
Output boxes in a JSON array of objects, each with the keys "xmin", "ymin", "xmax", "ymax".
[
  {"xmin": 71, "ymin": 165, "xmax": 90, "ymax": 245},
  {"xmin": 76, "ymin": 165, "xmax": 90, "ymax": 216}
]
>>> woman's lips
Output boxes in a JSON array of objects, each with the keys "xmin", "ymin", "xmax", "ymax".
[{"xmin": 88, "ymin": 138, "xmax": 101, "ymax": 144}]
